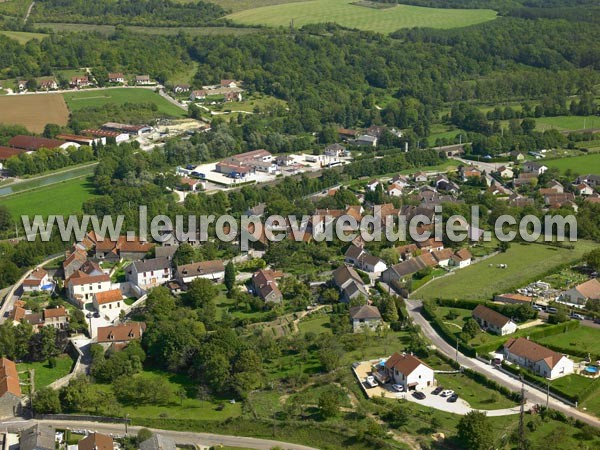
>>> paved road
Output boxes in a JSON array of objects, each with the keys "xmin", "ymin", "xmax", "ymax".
[
  {"xmin": 406, "ymin": 299, "xmax": 600, "ymax": 428},
  {"xmin": 0, "ymin": 419, "xmax": 318, "ymax": 450}
]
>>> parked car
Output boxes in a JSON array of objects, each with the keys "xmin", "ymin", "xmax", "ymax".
[
  {"xmin": 448, "ymin": 394, "xmax": 459, "ymax": 403},
  {"xmin": 431, "ymin": 386, "xmax": 444, "ymax": 395},
  {"xmin": 365, "ymin": 376, "xmax": 378, "ymax": 388},
  {"xmin": 547, "ymin": 307, "xmax": 558, "ymax": 314},
  {"xmin": 532, "ymin": 305, "xmax": 543, "ymax": 311},
  {"xmin": 392, "ymin": 384, "xmax": 404, "ymax": 392},
  {"xmin": 440, "ymin": 390, "xmax": 454, "ymax": 397},
  {"xmin": 571, "ymin": 313, "xmax": 585, "ymax": 320},
  {"xmin": 412, "ymin": 391, "xmax": 426, "ymax": 400},
  {"xmin": 594, "ymin": 318, "xmax": 600, "ymax": 324}
]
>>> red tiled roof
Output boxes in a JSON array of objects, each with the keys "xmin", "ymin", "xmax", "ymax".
[
  {"xmin": 96, "ymin": 322, "xmax": 145, "ymax": 344},
  {"xmin": 43, "ymin": 306, "xmax": 67, "ymax": 319},
  {"xmin": 95, "ymin": 289, "xmax": 123, "ymax": 305},
  {"xmin": 8, "ymin": 135, "xmax": 67, "ymax": 151},
  {"xmin": 0, "ymin": 146, "xmax": 26, "ymax": 160},
  {"xmin": 385, "ymin": 352, "xmax": 431, "ymax": 376},
  {"xmin": 504, "ymin": 337, "xmax": 566, "ymax": 369},
  {"xmin": 0, "ymin": 358, "xmax": 21, "ymax": 398}
]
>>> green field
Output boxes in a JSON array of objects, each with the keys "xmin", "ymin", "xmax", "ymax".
[
  {"xmin": 538, "ymin": 326, "xmax": 600, "ymax": 358},
  {"xmin": 0, "ymin": 31, "xmax": 47, "ymax": 44},
  {"xmin": 435, "ymin": 373, "xmax": 517, "ymax": 409},
  {"xmin": 18, "ymin": 355, "xmax": 74, "ymax": 391},
  {"xmin": 534, "ymin": 115, "xmax": 600, "ymax": 131},
  {"xmin": 545, "ymin": 153, "xmax": 600, "ymax": 175},
  {"xmin": 179, "ymin": 0, "xmax": 305, "ymax": 13},
  {"xmin": 226, "ymin": 0, "xmax": 497, "ymax": 33},
  {"xmin": 36, "ymin": 22, "xmax": 261, "ymax": 36},
  {"xmin": 63, "ymin": 88, "xmax": 186, "ymax": 117},
  {"xmin": 3, "ymin": 176, "xmax": 98, "ymax": 219},
  {"xmin": 417, "ymin": 241, "xmax": 597, "ymax": 301}
]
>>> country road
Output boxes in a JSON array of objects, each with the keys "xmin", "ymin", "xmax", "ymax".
[
  {"xmin": 24, "ymin": 2, "xmax": 35, "ymax": 23},
  {"xmin": 405, "ymin": 298, "xmax": 600, "ymax": 428},
  {"xmin": 0, "ymin": 419, "xmax": 318, "ymax": 450}
]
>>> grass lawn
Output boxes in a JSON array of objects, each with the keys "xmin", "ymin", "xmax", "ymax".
[
  {"xmin": 297, "ymin": 313, "xmax": 331, "ymax": 335},
  {"xmin": 17, "ymin": 355, "xmax": 74, "ymax": 391},
  {"xmin": 226, "ymin": 0, "xmax": 497, "ymax": 33},
  {"xmin": 417, "ymin": 241, "xmax": 598, "ymax": 301},
  {"xmin": 534, "ymin": 115, "xmax": 600, "ymax": 132},
  {"xmin": 63, "ymin": 88, "xmax": 186, "ymax": 117},
  {"xmin": 0, "ymin": 31, "xmax": 47, "ymax": 44},
  {"xmin": 117, "ymin": 369, "xmax": 242, "ymax": 420},
  {"xmin": 545, "ymin": 153, "xmax": 600, "ymax": 175},
  {"xmin": 538, "ymin": 327, "xmax": 600, "ymax": 358},
  {"xmin": 434, "ymin": 373, "xmax": 517, "ymax": 409},
  {"xmin": 3, "ymin": 176, "xmax": 98, "ymax": 220}
]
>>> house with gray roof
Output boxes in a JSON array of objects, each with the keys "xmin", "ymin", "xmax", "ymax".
[
  {"xmin": 19, "ymin": 425, "xmax": 54, "ymax": 450},
  {"xmin": 127, "ymin": 257, "xmax": 172, "ymax": 290},
  {"xmin": 349, "ymin": 305, "xmax": 382, "ymax": 332},
  {"xmin": 140, "ymin": 434, "xmax": 177, "ymax": 450}
]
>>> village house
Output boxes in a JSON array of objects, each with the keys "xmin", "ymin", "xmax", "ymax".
[
  {"xmin": 127, "ymin": 257, "xmax": 172, "ymax": 290},
  {"xmin": 108, "ymin": 72, "xmax": 125, "ymax": 84},
  {"xmin": 70, "ymin": 76, "xmax": 91, "ymax": 88},
  {"xmin": 387, "ymin": 183, "xmax": 404, "ymax": 197},
  {"xmin": 38, "ymin": 78, "xmax": 58, "ymax": 90},
  {"xmin": 21, "ymin": 268, "xmax": 50, "ymax": 293},
  {"xmin": 522, "ymin": 161, "xmax": 548, "ymax": 175},
  {"xmin": 96, "ymin": 322, "xmax": 146, "ymax": 351},
  {"xmin": 575, "ymin": 183, "xmax": 594, "ymax": 196},
  {"xmin": 577, "ymin": 174, "xmax": 600, "ymax": 188},
  {"xmin": 325, "ymin": 143, "xmax": 347, "ymax": 157},
  {"xmin": 497, "ymin": 166, "xmax": 514, "ymax": 179},
  {"xmin": 451, "ymin": 248, "xmax": 472, "ymax": 268},
  {"xmin": 135, "ymin": 75, "xmax": 152, "ymax": 85},
  {"xmin": 383, "ymin": 352, "xmax": 435, "ymax": 391},
  {"xmin": 176, "ymin": 260, "xmax": 225, "ymax": 284},
  {"xmin": 513, "ymin": 173, "xmax": 538, "ymax": 188},
  {"xmin": 365, "ymin": 179, "xmax": 379, "ymax": 192},
  {"xmin": 78, "ymin": 432, "xmax": 113, "ymax": 450},
  {"xmin": 344, "ymin": 244, "xmax": 387, "ymax": 273},
  {"xmin": 355, "ymin": 134, "xmax": 377, "ymax": 147},
  {"xmin": 94, "ymin": 236, "xmax": 155, "ymax": 261},
  {"xmin": 19, "ymin": 424, "xmax": 54, "ymax": 450},
  {"xmin": 381, "ymin": 257, "xmax": 429, "ymax": 285},
  {"xmin": 432, "ymin": 248, "xmax": 454, "ymax": 267},
  {"xmin": 561, "ymin": 279, "xmax": 600, "ymax": 306},
  {"xmin": 0, "ymin": 358, "xmax": 21, "ymax": 417},
  {"xmin": 503, "ymin": 337, "xmax": 573, "ymax": 379},
  {"xmin": 221, "ymin": 79, "xmax": 240, "ymax": 89},
  {"xmin": 332, "ymin": 265, "xmax": 369, "ymax": 303},
  {"xmin": 252, "ymin": 269, "xmax": 283, "ymax": 304},
  {"xmin": 460, "ymin": 166, "xmax": 482, "ymax": 181},
  {"xmin": 93, "ymin": 289, "xmax": 125, "ymax": 320},
  {"xmin": 472, "ymin": 304, "xmax": 517, "ymax": 336},
  {"xmin": 65, "ymin": 270, "xmax": 112, "ymax": 306},
  {"xmin": 190, "ymin": 90, "xmax": 206, "ymax": 101},
  {"xmin": 413, "ymin": 171, "xmax": 428, "ymax": 183},
  {"xmin": 349, "ymin": 304, "xmax": 382, "ymax": 333},
  {"xmin": 43, "ymin": 306, "xmax": 69, "ymax": 330},
  {"xmin": 510, "ymin": 151, "xmax": 525, "ymax": 161}
]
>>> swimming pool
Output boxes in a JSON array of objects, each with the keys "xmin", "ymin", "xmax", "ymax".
[{"xmin": 584, "ymin": 366, "xmax": 599, "ymax": 374}]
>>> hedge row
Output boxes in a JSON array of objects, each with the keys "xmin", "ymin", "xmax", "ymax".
[
  {"xmin": 422, "ymin": 300, "xmax": 476, "ymax": 357},
  {"xmin": 501, "ymin": 361, "xmax": 578, "ymax": 404}
]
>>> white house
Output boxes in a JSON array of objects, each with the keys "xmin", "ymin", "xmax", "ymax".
[
  {"xmin": 450, "ymin": 248, "xmax": 472, "ymax": 268},
  {"xmin": 383, "ymin": 352, "xmax": 435, "ymax": 391},
  {"xmin": 561, "ymin": 279, "xmax": 600, "ymax": 306},
  {"xmin": 575, "ymin": 183, "xmax": 594, "ymax": 196},
  {"xmin": 503, "ymin": 337, "xmax": 573, "ymax": 379},
  {"xmin": 21, "ymin": 268, "xmax": 49, "ymax": 293},
  {"xmin": 522, "ymin": 161, "xmax": 548, "ymax": 175},
  {"xmin": 176, "ymin": 260, "xmax": 225, "ymax": 284},
  {"xmin": 387, "ymin": 183, "xmax": 404, "ymax": 197},
  {"xmin": 93, "ymin": 289, "xmax": 125, "ymax": 320},
  {"xmin": 472, "ymin": 305, "xmax": 517, "ymax": 336},
  {"xmin": 365, "ymin": 180, "xmax": 379, "ymax": 192},
  {"xmin": 127, "ymin": 257, "xmax": 172, "ymax": 290},
  {"xmin": 66, "ymin": 271, "xmax": 112, "ymax": 306},
  {"xmin": 356, "ymin": 253, "xmax": 387, "ymax": 273},
  {"xmin": 349, "ymin": 305, "xmax": 382, "ymax": 333},
  {"xmin": 497, "ymin": 166, "xmax": 514, "ymax": 179}
]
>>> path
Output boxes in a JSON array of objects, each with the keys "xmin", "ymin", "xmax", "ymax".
[
  {"xmin": 405, "ymin": 298, "xmax": 600, "ymax": 428},
  {"xmin": 0, "ymin": 419, "xmax": 318, "ymax": 450},
  {"xmin": 157, "ymin": 88, "xmax": 187, "ymax": 112},
  {"xmin": 24, "ymin": 2, "xmax": 35, "ymax": 23}
]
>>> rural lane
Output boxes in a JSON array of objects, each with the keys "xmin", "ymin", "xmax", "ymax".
[
  {"xmin": 405, "ymin": 299, "xmax": 600, "ymax": 428},
  {"xmin": 0, "ymin": 418, "xmax": 318, "ymax": 450}
]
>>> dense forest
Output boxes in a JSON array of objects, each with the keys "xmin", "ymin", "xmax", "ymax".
[{"xmin": 31, "ymin": 0, "xmax": 229, "ymax": 26}]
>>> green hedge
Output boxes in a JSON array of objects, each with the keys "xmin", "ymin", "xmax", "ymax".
[{"xmin": 422, "ymin": 300, "xmax": 476, "ymax": 357}]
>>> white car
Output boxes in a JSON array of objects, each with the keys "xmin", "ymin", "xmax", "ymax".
[
  {"xmin": 365, "ymin": 376, "xmax": 378, "ymax": 388},
  {"xmin": 440, "ymin": 389, "xmax": 455, "ymax": 397},
  {"xmin": 392, "ymin": 384, "xmax": 404, "ymax": 392}
]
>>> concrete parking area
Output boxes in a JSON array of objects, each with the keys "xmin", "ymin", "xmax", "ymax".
[{"xmin": 352, "ymin": 360, "xmax": 528, "ymax": 416}]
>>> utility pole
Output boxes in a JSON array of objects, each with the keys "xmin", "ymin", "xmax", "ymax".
[{"xmin": 518, "ymin": 377, "xmax": 526, "ymax": 450}]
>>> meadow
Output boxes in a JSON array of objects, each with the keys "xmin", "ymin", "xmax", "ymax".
[
  {"xmin": 17, "ymin": 355, "xmax": 74, "ymax": 391},
  {"xmin": 544, "ymin": 153, "xmax": 600, "ymax": 175},
  {"xmin": 63, "ymin": 88, "xmax": 186, "ymax": 117},
  {"xmin": 0, "ymin": 31, "xmax": 47, "ymax": 44},
  {"xmin": 417, "ymin": 241, "xmax": 597, "ymax": 301},
  {"xmin": 36, "ymin": 22, "xmax": 261, "ymax": 36},
  {"xmin": 538, "ymin": 326, "xmax": 600, "ymax": 358},
  {"xmin": 0, "ymin": 94, "xmax": 69, "ymax": 133},
  {"xmin": 226, "ymin": 0, "xmax": 497, "ymax": 33},
  {"xmin": 534, "ymin": 115, "xmax": 600, "ymax": 131},
  {"xmin": 177, "ymin": 0, "xmax": 305, "ymax": 13},
  {"xmin": 3, "ymin": 176, "xmax": 98, "ymax": 220}
]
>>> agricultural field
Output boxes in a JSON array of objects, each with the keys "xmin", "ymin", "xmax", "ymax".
[
  {"xmin": 63, "ymin": 88, "xmax": 186, "ymax": 117},
  {"xmin": 537, "ymin": 326, "xmax": 600, "ymax": 359},
  {"xmin": 545, "ymin": 153, "xmax": 600, "ymax": 175},
  {"xmin": 417, "ymin": 241, "xmax": 597, "ymax": 301},
  {"xmin": 534, "ymin": 115, "xmax": 600, "ymax": 131},
  {"xmin": 0, "ymin": 31, "xmax": 47, "ymax": 44},
  {"xmin": 36, "ymin": 22, "xmax": 261, "ymax": 36},
  {"xmin": 3, "ymin": 176, "xmax": 98, "ymax": 220},
  {"xmin": 226, "ymin": 0, "xmax": 497, "ymax": 34},
  {"xmin": 0, "ymin": 94, "xmax": 69, "ymax": 133},
  {"xmin": 182, "ymin": 0, "xmax": 305, "ymax": 13}
]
